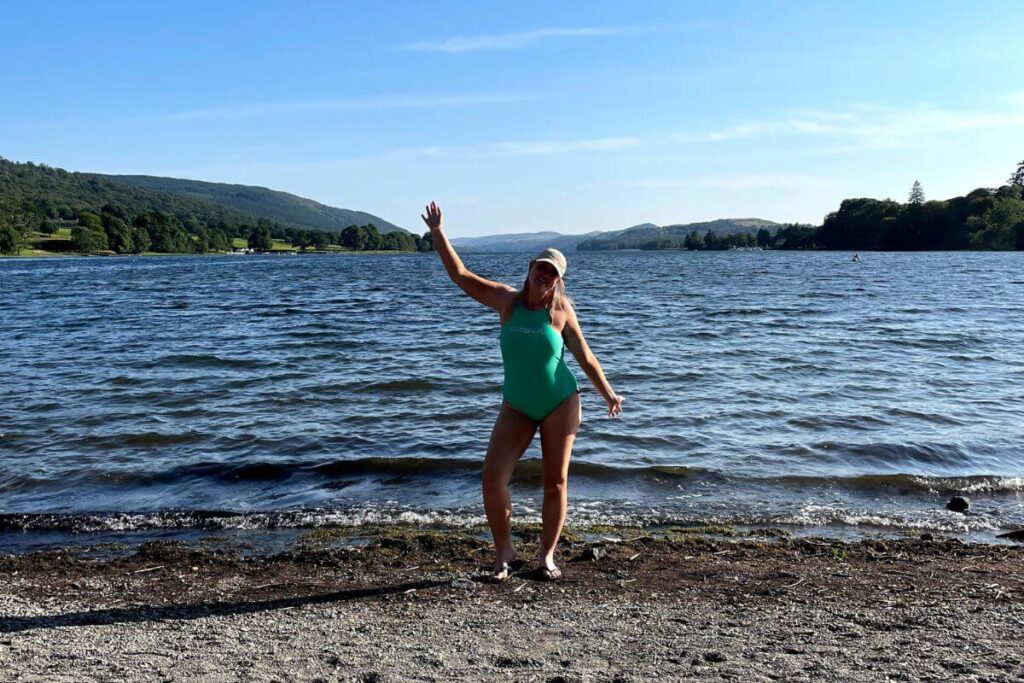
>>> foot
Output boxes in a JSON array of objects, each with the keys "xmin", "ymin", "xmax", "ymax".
[
  {"xmin": 493, "ymin": 550, "xmax": 517, "ymax": 583},
  {"xmin": 537, "ymin": 556, "xmax": 562, "ymax": 581}
]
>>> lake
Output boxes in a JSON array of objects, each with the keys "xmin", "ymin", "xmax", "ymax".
[{"xmin": 1, "ymin": 251, "xmax": 1023, "ymax": 544}]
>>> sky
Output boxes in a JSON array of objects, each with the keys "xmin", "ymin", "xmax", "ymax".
[{"xmin": 1, "ymin": 0, "xmax": 1023, "ymax": 237}]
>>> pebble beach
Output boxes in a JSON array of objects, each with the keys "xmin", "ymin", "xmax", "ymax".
[{"xmin": 2, "ymin": 525, "xmax": 1022, "ymax": 682}]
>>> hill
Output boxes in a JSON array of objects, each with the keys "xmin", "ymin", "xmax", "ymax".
[
  {"xmin": 577, "ymin": 218, "xmax": 779, "ymax": 251},
  {"xmin": 451, "ymin": 230, "xmax": 603, "ymax": 253},
  {"xmin": 101, "ymin": 175, "xmax": 404, "ymax": 234},
  {"xmin": 450, "ymin": 220, "xmax": 778, "ymax": 253},
  {"xmin": 0, "ymin": 158, "xmax": 402, "ymax": 235}
]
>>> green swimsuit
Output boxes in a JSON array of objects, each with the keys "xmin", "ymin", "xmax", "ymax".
[{"xmin": 499, "ymin": 300, "xmax": 580, "ymax": 422}]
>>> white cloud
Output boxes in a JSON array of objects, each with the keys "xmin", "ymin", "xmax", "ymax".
[
  {"xmin": 673, "ymin": 95, "xmax": 1024, "ymax": 149},
  {"xmin": 388, "ymin": 136, "xmax": 641, "ymax": 159},
  {"xmin": 398, "ymin": 26, "xmax": 650, "ymax": 53},
  {"xmin": 147, "ymin": 93, "xmax": 530, "ymax": 123},
  {"xmin": 613, "ymin": 174, "xmax": 839, "ymax": 191}
]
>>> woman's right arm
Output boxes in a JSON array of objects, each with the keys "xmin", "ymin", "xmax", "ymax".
[{"xmin": 422, "ymin": 201, "xmax": 514, "ymax": 311}]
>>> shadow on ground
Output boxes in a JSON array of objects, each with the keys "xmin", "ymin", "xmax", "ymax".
[{"xmin": 1, "ymin": 578, "xmax": 447, "ymax": 634}]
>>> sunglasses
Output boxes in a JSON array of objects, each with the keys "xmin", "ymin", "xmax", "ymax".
[{"xmin": 532, "ymin": 261, "xmax": 559, "ymax": 278}]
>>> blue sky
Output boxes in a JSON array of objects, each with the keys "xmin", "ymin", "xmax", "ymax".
[{"xmin": 2, "ymin": 0, "xmax": 1022, "ymax": 236}]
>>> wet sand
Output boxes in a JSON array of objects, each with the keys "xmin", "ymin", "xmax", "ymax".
[{"xmin": 1, "ymin": 525, "xmax": 1022, "ymax": 682}]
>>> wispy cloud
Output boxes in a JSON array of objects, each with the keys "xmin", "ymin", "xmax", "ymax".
[
  {"xmin": 140, "ymin": 93, "xmax": 530, "ymax": 123},
  {"xmin": 673, "ymin": 96, "xmax": 1024, "ymax": 149},
  {"xmin": 158, "ymin": 136, "xmax": 643, "ymax": 178},
  {"xmin": 398, "ymin": 26, "xmax": 651, "ymax": 53},
  {"xmin": 606, "ymin": 174, "xmax": 839, "ymax": 192},
  {"xmin": 388, "ymin": 136, "xmax": 641, "ymax": 159}
]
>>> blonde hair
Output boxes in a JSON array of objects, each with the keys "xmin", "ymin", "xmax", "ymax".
[{"xmin": 520, "ymin": 272, "xmax": 573, "ymax": 311}]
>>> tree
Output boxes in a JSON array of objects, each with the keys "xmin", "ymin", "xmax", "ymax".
[
  {"xmin": 135, "ymin": 212, "xmax": 190, "ymax": 253},
  {"xmin": 683, "ymin": 230, "xmax": 704, "ymax": 250},
  {"xmin": 1009, "ymin": 160, "xmax": 1024, "ymax": 187},
  {"xmin": 310, "ymin": 231, "xmax": 331, "ymax": 250},
  {"xmin": 132, "ymin": 226, "xmax": 151, "ymax": 253},
  {"xmin": 0, "ymin": 225, "xmax": 22, "ymax": 255},
  {"xmin": 756, "ymin": 228, "xmax": 772, "ymax": 248},
  {"xmin": 248, "ymin": 226, "xmax": 273, "ymax": 251},
  {"xmin": 71, "ymin": 224, "xmax": 109, "ymax": 252},
  {"xmin": 102, "ymin": 213, "xmax": 133, "ymax": 253},
  {"xmin": 340, "ymin": 224, "xmax": 368, "ymax": 250},
  {"xmin": 416, "ymin": 231, "xmax": 435, "ymax": 252},
  {"xmin": 78, "ymin": 211, "xmax": 104, "ymax": 232},
  {"xmin": 208, "ymin": 229, "xmax": 231, "ymax": 252},
  {"xmin": 0, "ymin": 200, "xmax": 35, "ymax": 253},
  {"xmin": 363, "ymin": 224, "xmax": 382, "ymax": 250},
  {"xmin": 908, "ymin": 180, "xmax": 925, "ymax": 205}
]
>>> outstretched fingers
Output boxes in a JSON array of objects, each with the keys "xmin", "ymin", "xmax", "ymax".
[{"xmin": 421, "ymin": 201, "xmax": 443, "ymax": 229}]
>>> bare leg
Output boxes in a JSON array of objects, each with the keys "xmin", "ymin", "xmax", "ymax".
[
  {"xmin": 537, "ymin": 393, "xmax": 581, "ymax": 576},
  {"xmin": 482, "ymin": 402, "xmax": 537, "ymax": 576}
]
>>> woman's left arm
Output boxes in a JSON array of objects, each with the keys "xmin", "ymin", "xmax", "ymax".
[{"xmin": 562, "ymin": 306, "xmax": 624, "ymax": 417}]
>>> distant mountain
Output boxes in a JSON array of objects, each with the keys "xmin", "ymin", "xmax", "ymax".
[
  {"xmin": 451, "ymin": 220, "xmax": 777, "ymax": 252},
  {"xmin": 578, "ymin": 218, "xmax": 779, "ymax": 251},
  {"xmin": 101, "ymin": 175, "xmax": 404, "ymax": 234},
  {"xmin": 451, "ymin": 230, "xmax": 603, "ymax": 253}
]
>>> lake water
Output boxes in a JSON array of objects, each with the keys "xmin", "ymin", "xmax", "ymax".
[{"xmin": 1, "ymin": 251, "xmax": 1023, "ymax": 544}]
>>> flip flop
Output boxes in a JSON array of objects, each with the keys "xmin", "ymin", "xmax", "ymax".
[
  {"xmin": 538, "ymin": 565, "xmax": 563, "ymax": 581},
  {"xmin": 493, "ymin": 562, "xmax": 512, "ymax": 583}
]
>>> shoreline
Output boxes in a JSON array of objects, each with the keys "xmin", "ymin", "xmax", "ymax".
[
  {"xmin": 0, "ymin": 249, "xmax": 424, "ymax": 258},
  {"xmin": 2, "ymin": 523, "xmax": 1021, "ymax": 681}
]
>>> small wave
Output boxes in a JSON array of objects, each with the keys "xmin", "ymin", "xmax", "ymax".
[
  {"xmin": 883, "ymin": 407, "xmax": 966, "ymax": 426},
  {"xmin": 808, "ymin": 440, "xmax": 974, "ymax": 467},
  {"xmin": 906, "ymin": 475, "xmax": 1024, "ymax": 494},
  {"xmin": 141, "ymin": 354, "xmax": 280, "ymax": 370},
  {"xmin": 786, "ymin": 414, "xmax": 890, "ymax": 430},
  {"xmin": 781, "ymin": 504, "xmax": 1000, "ymax": 533},
  {"xmin": 74, "ymin": 431, "xmax": 211, "ymax": 450},
  {"xmin": 776, "ymin": 473, "xmax": 1024, "ymax": 495},
  {"xmin": 359, "ymin": 379, "xmax": 442, "ymax": 393}
]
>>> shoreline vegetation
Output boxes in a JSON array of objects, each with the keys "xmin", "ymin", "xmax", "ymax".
[
  {"xmin": 576, "ymin": 171, "xmax": 1024, "ymax": 252},
  {"xmin": 0, "ymin": 158, "xmax": 434, "ymax": 258},
  {"xmin": 3, "ymin": 158, "xmax": 1024, "ymax": 257},
  {"xmin": 2, "ymin": 522, "xmax": 1021, "ymax": 680},
  {"xmin": 0, "ymin": 221, "xmax": 435, "ymax": 259}
]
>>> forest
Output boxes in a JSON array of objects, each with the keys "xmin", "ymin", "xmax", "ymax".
[{"xmin": 0, "ymin": 158, "xmax": 431, "ymax": 255}]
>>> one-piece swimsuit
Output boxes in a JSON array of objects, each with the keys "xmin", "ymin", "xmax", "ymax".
[{"xmin": 499, "ymin": 299, "xmax": 579, "ymax": 422}]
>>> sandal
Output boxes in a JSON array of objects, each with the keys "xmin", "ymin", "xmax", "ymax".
[
  {"xmin": 538, "ymin": 564, "xmax": 563, "ymax": 581},
  {"xmin": 493, "ymin": 562, "xmax": 512, "ymax": 583}
]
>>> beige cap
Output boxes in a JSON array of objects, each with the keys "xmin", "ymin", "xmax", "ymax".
[{"xmin": 531, "ymin": 248, "xmax": 567, "ymax": 278}]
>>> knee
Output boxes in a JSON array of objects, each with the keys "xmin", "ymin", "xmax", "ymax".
[
  {"xmin": 543, "ymin": 477, "xmax": 567, "ymax": 497},
  {"xmin": 481, "ymin": 465, "xmax": 509, "ymax": 493}
]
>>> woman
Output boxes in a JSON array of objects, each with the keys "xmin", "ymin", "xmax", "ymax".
[{"xmin": 421, "ymin": 201, "xmax": 623, "ymax": 582}]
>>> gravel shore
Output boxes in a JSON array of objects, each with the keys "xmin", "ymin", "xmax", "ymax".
[{"xmin": 1, "ymin": 525, "xmax": 1021, "ymax": 682}]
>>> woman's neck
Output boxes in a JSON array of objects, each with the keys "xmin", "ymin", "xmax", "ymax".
[{"xmin": 523, "ymin": 285, "xmax": 551, "ymax": 310}]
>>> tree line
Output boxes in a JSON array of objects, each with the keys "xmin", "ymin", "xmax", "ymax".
[
  {"xmin": 0, "ymin": 202, "xmax": 433, "ymax": 256},
  {"xmin": 588, "ymin": 161, "xmax": 1024, "ymax": 252},
  {"xmin": 0, "ymin": 158, "xmax": 432, "ymax": 255},
  {"xmin": 812, "ymin": 174, "xmax": 1024, "ymax": 251}
]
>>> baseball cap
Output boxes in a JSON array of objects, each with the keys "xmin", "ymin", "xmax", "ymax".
[{"xmin": 531, "ymin": 248, "xmax": 567, "ymax": 278}]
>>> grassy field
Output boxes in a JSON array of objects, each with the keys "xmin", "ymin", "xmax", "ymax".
[{"xmin": 230, "ymin": 237, "xmax": 299, "ymax": 252}]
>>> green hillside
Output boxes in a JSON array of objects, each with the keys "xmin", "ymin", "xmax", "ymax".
[
  {"xmin": 101, "ymin": 174, "xmax": 404, "ymax": 234},
  {"xmin": 0, "ymin": 157, "xmax": 428, "ymax": 256},
  {"xmin": 577, "ymin": 218, "xmax": 779, "ymax": 251},
  {"xmin": 0, "ymin": 158, "xmax": 402, "ymax": 235}
]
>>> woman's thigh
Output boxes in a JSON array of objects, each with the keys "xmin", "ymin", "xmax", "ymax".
[
  {"xmin": 538, "ymin": 393, "xmax": 581, "ymax": 482},
  {"xmin": 483, "ymin": 402, "xmax": 538, "ymax": 482}
]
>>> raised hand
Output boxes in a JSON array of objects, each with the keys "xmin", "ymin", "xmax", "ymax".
[
  {"xmin": 606, "ymin": 394, "xmax": 624, "ymax": 418},
  {"xmin": 421, "ymin": 201, "xmax": 443, "ymax": 231}
]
